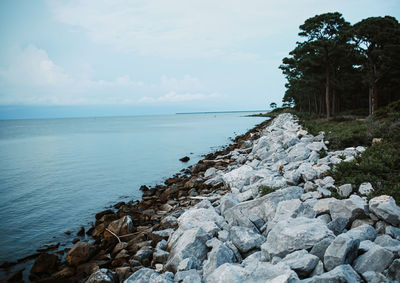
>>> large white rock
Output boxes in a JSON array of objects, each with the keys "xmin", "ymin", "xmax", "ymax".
[
  {"xmin": 230, "ymin": 226, "xmax": 265, "ymax": 253},
  {"xmin": 323, "ymin": 234, "xmax": 360, "ymax": 271},
  {"xmin": 286, "ymin": 143, "xmax": 311, "ymax": 162},
  {"xmin": 353, "ymin": 245, "xmax": 394, "ymax": 274},
  {"xmin": 202, "ymin": 239, "xmax": 236, "ymax": 278},
  {"xmin": 329, "ymin": 195, "xmax": 368, "ymax": 222},
  {"xmin": 369, "ymin": 195, "xmax": 400, "ymax": 226},
  {"xmin": 358, "ymin": 182, "xmax": 374, "ymax": 196},
  {"xmin": 302, "ymin": 265, "xmax": 361, "ymax": 283},
  {"xmin": 280, "ymin": 249, "xmax": 319, "ymax": 278},
  {"xmin": 222, "ymin": 165, "xmax": 253, "ymax": 190},
  {"xmin": 261, "ymin": 217, "xmax": 334, "ymax": 258}
]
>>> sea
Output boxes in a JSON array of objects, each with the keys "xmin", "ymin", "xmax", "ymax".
[{"xmin": 0, "ymin": 112, "xmax": 266, "ymax": 266}]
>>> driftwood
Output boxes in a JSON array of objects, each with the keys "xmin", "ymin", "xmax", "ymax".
[{"xmin": 105, "ymin": 228, "xmax": 121, "ymax": 243}]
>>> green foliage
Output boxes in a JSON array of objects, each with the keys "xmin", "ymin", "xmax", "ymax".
[
  {"xmin": 258, "ymin": 185, "xmax": 279, "ymax": 196},
  {"xmin": 269, "ymin": 102, "xmax": 277, "ymax": 109},
  {"xmin": 318, "ymin": 148, "xmax": 328, "ymax": 158}
]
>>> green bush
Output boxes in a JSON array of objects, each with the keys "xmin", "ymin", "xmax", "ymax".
[{"xmin": 258, "ymin": 185, "xmax": 279, "ymax": 196}]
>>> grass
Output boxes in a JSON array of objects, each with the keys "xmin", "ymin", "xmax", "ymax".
[
  {"xmin": 290, "ymin": 100, "xmax": 400, "ymax": 203},
  {"xmin": 258, "ymin": 185, "xmax": 279, "ymax": 196}
]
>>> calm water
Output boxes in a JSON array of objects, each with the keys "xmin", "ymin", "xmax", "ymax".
[{"xmin": 0, "ymin": 112, "xmax": 265, "ymax": 264}]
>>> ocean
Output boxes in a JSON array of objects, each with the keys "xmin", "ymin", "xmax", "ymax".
[{"xmin": 0, "ymin": 112, "xmax": 266, "ymax": 264}]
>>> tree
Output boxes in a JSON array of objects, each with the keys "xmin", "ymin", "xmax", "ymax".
[
  {"xmin": 269, "ymin": 102, "xmax": 277, "ymax": 109},
  {"xmin": 352, "ymin": 16, "xmax": 400, "ymax": 115},
  {"xmin": 298, "ymin": 12, "xmax": 351, "ymax": 118}
]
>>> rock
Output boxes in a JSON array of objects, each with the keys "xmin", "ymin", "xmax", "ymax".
[
  {"xmin": 202, "ymin": 240, "xmax": 236, "ymax": 278},
  {"xmin": 150, "ymin": 272, "xmax": 174, "ymax": 283},
  {"xmin": 271, "ymin": 199, "xmax": 316, "ymax": 225},
  {"xmin": 302, "ymin": 264, "xmax": 361, "ymax": 283},
  {"xmin": 351, "ymin": 218, "xmax": 375, "ymax": 229},
  {"xmin": 313, "ymin": 198, "xmax": 336, "ymax": 215},
  {"xmin": 280, "ymin": 249, "xmax": 319, "ymax": 278},
  {"xmin": 329, "ymin": 195, "xmax": 368, "ymax": 222},
  {"xmin": 224, "ymin": 186, "xmax": 303, "ymax": 229},
  {"xmin": 156, "ymin": 240, "xmax": 167, "ymax": 251},
  {"xmin": 337, "ymin": 184, "xmax": 353, "ymax": 198},
  {"xmin": 346, "ymin": 224, "xmax": 377, "ymax": 242},
  {"xmin": 219, "ymin": 194, "xmax": 239, "ymax": 216},
  {"xmin": 161, "ymin": 216, "xmax": 178, "ymax": 229},
  {"xmin": 386, "ymin": 225, "xmax": 400, "ymax": 239},
  {"xmin": 112, "ymin": 242, "xmax": 128, "ymax": 256},
  {"xmin": 225, "ymin": 241, "xmax": 242, "ymax": 262},
  {"xmin": 317, "ymin": 187, "xmax": 331, "ymax": 197},
  {"xmin": 310, "ymin": 237, "xmax": 334, "ymax": 260},
  {"xmin": 179, "ymin": 156, "xmax": 190, "ymax": 162},
  {"xmin": 230, "ymin": 226, "xmax": 265, "ymax": 253},
  {"xmin": 388, "ymin": 259, "xmax": 400, "ymax": 281},
  {"xmin": 286, "ymin": 143, "xmax": 311, "ymax": 162},
  {"xmin": 261, "ymin": 217, "xmax": 334, "ymax": 258},
  {"xmin": 369, "ymin": 195, "xmax": 400, "ymax": 226},
  {"xmin": 301, "ymin": 191, "xmax": 321, "ymax": 201},
  {"xmin": 153, "ymin": 250, "xmax": 169, "ymax": 264},
  {"xmin": 353, "ymin": 245, "xmax": 394, "ymax": 274},
  {"xmin": 85, "ymin": 268, "xmax": 117, "ymax": 283},
  {"xmin": 316, "ymin": 214, "xmax": 331, "ymax": 225},
  {"xmin": 124, "ymin": 268, "xmax": 157, "ymax": 283},
  {"xmin": 177, "ymin": 257, "xmax": 201, "ymax": 271},
  {"xmin": 107, "ymin": 216, "xmax": 133, "ymax": 237},
  {"xmin": 174, "ymin": 270, "xmax": 203, "ymax": 283},
  {"xmin": 151, "ymin": 229, "xmax": 174, "ymax": 242},
  {"xmin": 204, "ymin": 167, "xmax": 217, "ymax": 178},
  {"xmin": 31, "ymin": 253, "xmax": 59, "ymax": 274},
  {"xmin": 222, "ymin": 165, "xmax": 253, "ymax": 190},
  {"xmin": 358, "ymin": 182, "xmax": 374, "ymax": 196},
  {"xmin": 115, "ymin": 267, "xmax": 132, "ymax": 283},
  {"xmin": 178, "ymin": 208, "xmax": 224, "ymax": 232},
  {"xmin": 205, "ymin": 263, "xmax": 245, "ymax": 282},
  {"xmin": 134, "ymin": 247, "xmax": 153, "ymax": 266},
  {"xmin": 374, "ymin": 234, "xmax": 400, "ymax": 254},
  {"xmin": 358, "ymin": 240, "xmax": 377, "ymax": 253},
  {"xmin": 327, "ymin": 217, "xmax": 349, "ymax": 236},
  {"xmin": 310, "ymin": 260, "xmax": 324, "ymax": 277},
  {"xmin": 165, "ymin": 227, "xmax": 210, "ymax": 272},
  {"xmin": 66, "ymin": 241, "xmax": 96, "ymax": 266},
  {"xmin": 217, "ymin": 230, "xmax": 230, "ymax": 242},
  {"xmin": 323, "ymin": 233, "xmax": 360, "ymax": 271}
]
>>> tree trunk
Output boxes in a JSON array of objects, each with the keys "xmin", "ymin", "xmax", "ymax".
[
  {"xmin": 325, "ymin": 66, "xmax": 331, "ymax": 118},
  {"xmin": 368, "ymin": 56, "xmax": 379, "ymax": 115},
  {"xmin": 332, "ymin": 89, "xmax": 336, "ymax": 117}
]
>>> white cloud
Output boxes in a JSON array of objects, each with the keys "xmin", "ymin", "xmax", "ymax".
[{"xmin": 0, "ymin": 44, "xmax": 219, "ymax": 105}]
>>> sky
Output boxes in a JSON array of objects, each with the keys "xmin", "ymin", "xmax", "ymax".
[{"xmin": 0, "ymin": 1, "xmax": 399, "ymax": 119}]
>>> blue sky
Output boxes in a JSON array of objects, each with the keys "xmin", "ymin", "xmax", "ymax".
[{"xmin": 0, "ymin": 0, "xmax": 399, "ymax": 119}]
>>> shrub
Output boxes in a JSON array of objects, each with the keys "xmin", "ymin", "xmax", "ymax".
[{"xmin": 258, "ymin": 185, "xmax": 279, "ymax": 196}]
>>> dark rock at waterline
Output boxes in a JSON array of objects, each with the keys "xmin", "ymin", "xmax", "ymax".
[
  {"xmin": 8, "ymin": 268, "xmax": 24, "ymax": 283},
  {"xmin": 31, "ymin": 253, "xmax": 59, "ymax": 274},
  {"xmin": 95, "ymin": 209, "xmax": 114, "ymax": 220},
  {"xmin": 179, "ymin": 156, "xmax": 190, "ymax": 162},
  {"xmin": 77, "ymin": 226, "xmax": 85, "ymax": 237}
]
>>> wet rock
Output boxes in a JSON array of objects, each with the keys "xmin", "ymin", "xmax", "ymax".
[
  {"xmin": 323, "ymin": 233, "xmax": 360, "ymax": 271},
  {"xmin": 261, "ymin": 217, "xmax": 334, "ymax": 258},
  {"xmin": 302, "ymin": 264, "xmax": 361, "ymax": 283},
  {"xmin": 77, "ymin": 226, "xmax": 85, "ymax": 237},
  {"xmin": 280, "ymin": 249, "xmax": 319, "ymax": 278},
  {"xmin": 31, "ymin": 253, "xmax": 59, "ymax": 274},
  {"xmin": 369, "ymin": 195, "xmax": 400, "ymax": 226},
  {"xmin": 85, "ymin": 268, "xmax": 117, "ymax": 283},
  {"xmin": 230, "ymin": 226, "xmax": 265, "ymax": 253},
  {"xmin": 106, "ymin": 216, "xmax": 133, "ymax": 237},
  {"xmin": 353, "ymin": 245, "xmax": 394, "ymax": 274},
  {"xmin": 179, "ymin": 156, "xmax": 190, "ymax": 162},
  {"xmin": 95, "ymin": 209, "xmax": 114, "ymax": 220},
  {"xmin": 66, "ymin": 241, "xmax": 96, "ymax": 266}
]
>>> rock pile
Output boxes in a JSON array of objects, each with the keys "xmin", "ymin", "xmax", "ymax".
[{"xmin": 28, "ymin": 113, "xmax": 400, "ymax": 283}]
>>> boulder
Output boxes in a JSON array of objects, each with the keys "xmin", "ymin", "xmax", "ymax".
[
  {"xmin": 286, "ymin": 143, "xmax": 311, "ymax": 162},
  {"xmin": 353, "ymin": 245, "xmax": 394, "ymax": 274},
  {"xmin": 313, "ymin": 198, "xmax": 336, "ymax": 215},
  {"xmin": 202, "ymin": 240, "xmax": 236, "ymax": 278},
  {"xmin": 230, "ymin": 226, "xmax": 265, "ymax": 253},
  {"xmin": 124, "ymin": 268, "xmax": 157, "ymax": 283},
  {"xmin": 346, "ymin": 224, "xmax": 377, "ymax": 242},
  {"xmin": 327, "ymin": 217, "xmax": 349, "ymax": 236},
  {"xmin": 165, "ymin": 227, "xmax": 210, "ymax": 272},
  {"xmin": 161, "ymin": 216, "xmax": 178, "ymax": 229},
  {"xmin": 107, "ymin": 216, "xmax": 133, "ymax": 236},
  {"xmin": 65, "ymin": 242, "xmax": 96, "ymax": 266},
  {"xmin": 85, "ymin": 268, "xmax": 117, "ymax": 283},
  {"xmin": 369, "ymin": 195, "xmax": 400, "ymax": 226},
  {"xmin": 271, "ymin": 199, "xmax": 316, "ymax": 224},
  {"xmin": 358, "ymin": 182, "xmax": 374, "ymax": 196},
  {"xmin": 302, "ymin": 265, "xmax": 361, "ymax": 283},
  {"xmin": 337, "ymin": 184, "xmax": 353, "ymax": 198},
  {"xmin": 204, "ymin": 167, "xmax": 217, "ymax": 178},
  {"xmin": 385, "ymin": 225, "xmax": 400, "ymax": 239},
  {"xmin": 222, "ymin": 165, "xmax": 253, "ymax": 190},
  {"xmin": 329, "ymin": 195, "xmax": 368, "ymax": 222},
  {"xmin": 177, "ymin": 257, "xmax": 201, "ymax": 271},
  {"xmin": 205, "ymin": 263, "xmax": 245, "ymax": 283},
  {"xmin": 31, "ymin": 253, "xmax": 59, "ymax": 274},
  {"xmin": 310, "ymin": 237, "xmax": 334, "ymax": 260},
  {"xmin": 374, "ymin": 234, "xmax": 400, "ymax": 254},
  {"xmin": 153, "ymin": 250, "xmax": 169, "ymax": 264},
  {"xmin": 174, "ymin": 270, "xmax": 203, "ymax": 283},
  {"xmin": 261, "ymin": 217, "xmax": 334, "ymax": 258},
  {"xmin": 280, "ymin": 250, "xmax": 319, "ymax": 278},
  {"xmin": 133, "ymin": 247, "xmax": 153, "ymax": 266},
  {"xmin": 178, "ymin": 208, "xmax": 225, "ymax": 232},
  {"xmin": 388, "ymin": 259, "xmax": 400, "ymax": 281},
  {"xmin": 219, "ymin": 194, "xmax": 239, "ymax": 216},
  {"xmin": 323, "ymin": 234, "xmax": 360, "ymax": 271}
]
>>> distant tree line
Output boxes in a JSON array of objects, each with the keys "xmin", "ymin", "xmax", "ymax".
[{"xmin": 280, "ymin": 12, "xmax": 400, "ymax": 117}]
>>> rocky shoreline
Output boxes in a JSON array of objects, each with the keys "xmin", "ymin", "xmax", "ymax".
[{"xmin": 8, "ymin": 113, "xmax": 400, "ymax": 282}]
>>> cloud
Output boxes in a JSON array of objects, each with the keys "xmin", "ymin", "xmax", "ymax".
[{"xmin": 0, "ymin": 44, "xmax": 218, "ymax": 105}]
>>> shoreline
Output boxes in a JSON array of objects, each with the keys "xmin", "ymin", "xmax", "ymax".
[{"xmin": 1, "ymin": 117, "xmax": 271, "ymax": 282}]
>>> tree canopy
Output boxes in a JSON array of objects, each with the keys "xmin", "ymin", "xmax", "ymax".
[{"xmin": 280, "ymin": 13, "xmax": 400, "ymax": 117}]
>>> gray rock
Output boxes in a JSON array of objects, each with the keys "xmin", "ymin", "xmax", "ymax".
[
  {"xmin": 304, "ymin": 181, "xmax": 316, "ymax": 192},
  {"xmin": 204, "ymin": 263, "xmax": 245, "ymax": 283},
  {"xmin": 153, "ymin": 250, "xmax": 169, "ymax": 264},
  {"xmin": 224, "ymin": 186, "xmax": 303, "ymax": 229},
  {"xmin": 316, "ymin": 214, "xmax": 332, "ymax": 224},
  {"xmin": 177, "ymin": 257, "xmax": 201, "ymax": 271},
  {"xmin": 174, "ymin": 270, "xmax": 203, "ymax": 283},
  {"xmin": 351, "ymin": 218, "xmax": 375, "ymax": 229},
  {"xmin": 178, "ymin": 208, "xmax": 225, "ymax": 233},
  {"xmin": 310, "ymin": 260, "xmax": 324, "ymax": 277},
  {"xmin": 124, "ymin": 268, "xmax": 157, "ymax": 283},
  {"xmin": 217, "ymin": 230, "xmax": 229, "ymax": 242},
  {"xmin": 241, "ymin": 251, "xmax": 262, "ymax": 267},
  {"xmin": 165, "ymin": 227, "xmax": 210, "ymax": 272},
  {"xmin": 361, "ymin": 271, "xmax": 390, "ymax": 283},
  {"xmin": 369, "ymin": 195, "xmax": 400, "ymax": 226},
  {"xmin": 86, "ymin": 268, "xmax": 117, "ymax": 283},
  {"xmin": 346, "ymin": 224, "xmax": 377, "ymax": 242},
  {"xmin": 337, "ymin": 184, "xmax": 353, "ymax": 198},
  {"xmin": 161, "ymin": 216, "xmax": 178, "ymax": 229},
  {"xmin": 284, "ymin": 169, "xmax": 301, "ymax": 185},
  {"xmin": 134, "ymin": 247, "xmax": 153, "ymax": 265},
  {"xmin": 327, "ymin": 217, "xmax": 349, "ymax": 236},
  {"xmin": 353, "ymin": 245, "xmax": 394, "ymax": 274},
  {"xmin": 374, "ymin": 234, "xmax": 400, "ymax": 254},
  {"xmin": 388, "ymin": 259, "xmax": 400, "ymax": 281},
  {"xmin": 271, "ymin": 199, "xmax": 316, "ymax": 224},
  {"xmin": 313, "ymin": 198, "xmax": 336, "ymax": 215},
  {"xmin": 156, "ymin": 240, "xmax": 167, "ymax": 251},
  {"xmin": 301, "ymin": 191, "xmax": 322, "ymax": 201},
  {"xmin": 359, "ymin": 240, "xmax": 377, "ymax": 253},
  {"xmin": 225, "ymin": 241, "xmax": 242, "ymax": 262},
  {"xmin": 149, "ymin": 272, "xmax": 174, "ymax": 283},
  {"xmin": 261, "ymin": 217, "xmax": 334, "ymax": 258},
  {"xmin": 286, "ymin": 143, "xmax": 311, "ymax": 162},
  {"xmin": 375, "ymin": 220, "xmax": 388, "ymax": 234},
  {"xmin": 359, "ymin": 182, "xmax": 374, "ymax": 196},
  {"xmin": 202, "ymin": 240, "xmax": 236, "ymax": 278},
  {"xmin": 302, "ymin": 264, "xmax": 361, "ymax": 283},
  {"xmin": 323, "ymin": 233, "xmax": 360, "ymax": 271},
  {"xmin": 317, "ymin": 187, "xmax": 332, "ymax": 197},
  {"xmin": 329, "ymin": 195, "xmax": 368, "ymax": 222},
  {"xmin": 195, "ymin": 200, "xmax": 213, "ymax": 209},
  {"xmin": 152, "ymin": 229, "xmax": 174, "ymax": 242},
  {"xmin": 310, "ymin": 237, "xmax": 334, "ymax": 260},
  {"xmin": 280, "ymin": 249, "xmax": 319, "ymax": 278},
  {"xmin": 230, "ymin": 226, "xmax": 265, "ymax": 253},
  {"xmin": 222, "ymin": 165, "xmax": 253, "ymax": 190},
  {"xmin": 205, "ymin": 167, "xmax": 217, "ymax": 178},
  {"xmin": 386, "ymin": 226, "xmax": 400, "ymax": 240},
  {"xmin": 248, "ymin": 214, "xmax": 265, "ymax": 231}
]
